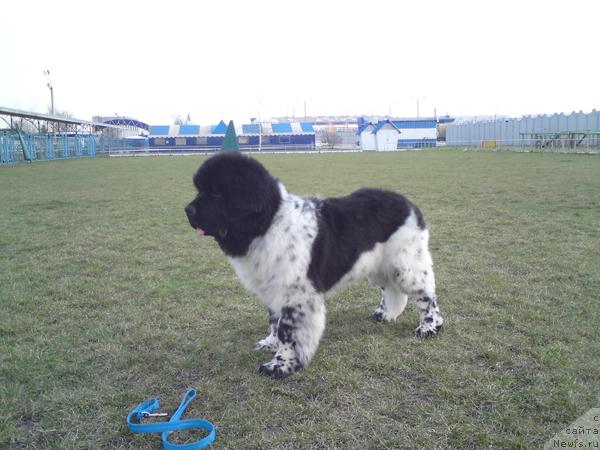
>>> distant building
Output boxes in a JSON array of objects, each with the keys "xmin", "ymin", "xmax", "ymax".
[
  {"xmin": 93, "ymin": 116, "xmax": 149, "ymax": 137},
  {"xmin": 358, "ymin": 118, "xmax": 437, "ymax": 150},
  {"xmin": 436, "ymin": 115, "xmax": 456, "ymax": 142},
  {"xmin": 394, "ymin": 118, "xmax": 437, "ymax": 148},
  {"xmin": 358, "ymin": 119, "xmax": 400, "ymax": 151},
  {"xmin": 358, "ymin": 122, "xmax": 377, "ymax": 150},
  {"xmin": 274, "ymin": 115, "xmax": 358, "ymax": 132},
  {"xmin": 148, "ymin": 121, "xmax": 315, "ymax": 151},
  {"xmin": 274, "ymin": 115, "xmax": 359, "ymax": 148},
  {"xmin": 445, "ymin": 109, "xmax": 600, "ymax": 147}
]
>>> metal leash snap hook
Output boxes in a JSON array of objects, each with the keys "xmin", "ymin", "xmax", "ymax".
[{"xmin": 143, "ymin": 411, "xmax": 170, "ymax": 419}]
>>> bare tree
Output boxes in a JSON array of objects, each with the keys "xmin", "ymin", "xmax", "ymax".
[{"xmin": 321, "ymin": 128, "xmax": 342, "ymax": 149}]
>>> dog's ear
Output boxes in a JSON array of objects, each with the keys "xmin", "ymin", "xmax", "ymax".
[
  {"xmin": 225, "ymin": 173, "xmax": 279, "ymax": 221},
  {"xmin": 197, "ymin": 153, "xmax": 280, "ymax": 223}
]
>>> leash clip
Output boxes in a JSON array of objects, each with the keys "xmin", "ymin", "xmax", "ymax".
[{"xmin": 142, "ymin": 412, "xmax": 169, "ymax": 418}]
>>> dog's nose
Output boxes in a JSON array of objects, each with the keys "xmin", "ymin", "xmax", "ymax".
[{"xmin": 185, "ymin": 204, "xmax": 195, "ymax": 216}]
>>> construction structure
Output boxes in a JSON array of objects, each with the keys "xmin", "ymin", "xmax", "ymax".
[
  {"xmin": 92, "ymin": 116, "xmax": 149, "ymax": 137},
  {"xmin": 0, "ymin": 106, "xmax": 124, "ymax": 135},
  {"xmin": 0, "ymin": 106, "xmax": 139, "ymax": 164},
  {"xmin": 518, "ymin": 131, "xmax": 600, "ymax": 149}
]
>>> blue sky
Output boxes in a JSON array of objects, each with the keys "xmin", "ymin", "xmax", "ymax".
[{"xmin": 1, "ymin": 0, "xmax": 599, "ymax": 125}]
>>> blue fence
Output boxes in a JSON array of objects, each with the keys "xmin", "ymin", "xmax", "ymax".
[{"xmin": 0, "ymin": 133, "xmax": 147, "ymax": 164}]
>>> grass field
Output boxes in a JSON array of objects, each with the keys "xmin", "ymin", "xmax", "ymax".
[{"xmin": 1, "ymin": 149, "xmax": 599, "ymax": 449}]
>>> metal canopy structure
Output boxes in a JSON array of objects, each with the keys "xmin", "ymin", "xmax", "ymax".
[
  {"xmin": 520, "ymin": 131, "xmax": 600, "ymax": 148},
  {"xmin": 98, "ymin": 117, "xmax": 149, "ymax": 131},
  {"xmin": 0, "ymin": 106, "xmax": 126, "ymax": 134}
]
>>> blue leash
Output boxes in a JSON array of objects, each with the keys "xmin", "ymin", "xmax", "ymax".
[{"xmin": 127, "ymin": 388, "xmax": 216, "ymax": 449}]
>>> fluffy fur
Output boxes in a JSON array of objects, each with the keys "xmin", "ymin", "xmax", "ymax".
[{"xmin": 185, "ymin": 153, "xmax": 443, "ymax": 379}]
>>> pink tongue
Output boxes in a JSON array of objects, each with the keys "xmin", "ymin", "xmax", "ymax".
[{"xmin": 196, "ymin": 228, "xmax": 205, "ymax": 236}]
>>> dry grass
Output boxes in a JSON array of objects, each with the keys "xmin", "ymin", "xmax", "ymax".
[{"xmin": 1, "ymin": 149, "xmax": 599, "ymax": 448}]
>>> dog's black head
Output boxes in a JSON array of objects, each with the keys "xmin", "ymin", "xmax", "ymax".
[{"xmin": 185, "ymin": 152, "xmax": 281, "ymax": 257}]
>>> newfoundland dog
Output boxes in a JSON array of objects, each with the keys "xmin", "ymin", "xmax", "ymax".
[{"xmin": 185, "ymin": 152, "xmax": 443, "ymax": 379}]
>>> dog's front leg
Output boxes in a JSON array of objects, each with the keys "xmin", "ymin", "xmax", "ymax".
[
  {"xmin": 253, "ymin": 308, "xmax": 280, "ymax": 352},
  {"xmin": 258, "ymin": 296, "xmax": 325, "ymax": 379}
]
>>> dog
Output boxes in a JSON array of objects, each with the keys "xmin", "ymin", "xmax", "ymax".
[{"xmin": 185, "ymin": 152, "xmax": 443, "ymax": 379}]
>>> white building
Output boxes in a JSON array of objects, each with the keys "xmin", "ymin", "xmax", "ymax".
[
  {"xmin": 374, "ymin": 120, "xmax": 402, "ymax": 150},
  {"xmin": 358, "ymin": 122, "xmax": 377, "ymax": 150},
  {"xmin": 359, "ymin": 119, "xmax": 401, "ymax": 151},
  {"xmin": 358, "ymin": 118, "xmax": 438, "ymax": 150},
  {"xmin": 394, "ymin": 119, "xmax": 437, "ymax": 148}
]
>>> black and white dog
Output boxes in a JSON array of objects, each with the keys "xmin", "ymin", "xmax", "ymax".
[{"xmin": 185, "ymin": 153, "xmax": 443, "ymax": 378}]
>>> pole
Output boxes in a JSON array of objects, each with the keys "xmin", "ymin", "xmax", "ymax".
[
  {"xmin": 50, "ymin": 86, "xmax": 55, "ymax": 116},
  {"xmin": 44, "ymin": 70, "xmax": 55, "ymax": 116},
  {"xmin": 257, "ymin": 96, "xmax": 262, "ymax": 151},
  {"xmin": 258, "ymin": 121, "xmax": 262, "ymax": 152}
]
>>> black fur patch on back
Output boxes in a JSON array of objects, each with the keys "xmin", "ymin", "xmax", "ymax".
[{"xmin": 307, "ymin": 188, "xmax": 424, "ymax": 293}]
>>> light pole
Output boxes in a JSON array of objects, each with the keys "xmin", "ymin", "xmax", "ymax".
[
  {"xmin": 303, "ymin": 98, "xmax": 312, "ymax": 121},
  {"xmin": 257, "ymin": 96, "xmax": 262, "ymax": 152},
  {"xmin": 44, "ymin": 70, "xmax": 54, "ymax": 115},
  {"xmin": 388, "ymin": 102, "xmax": 401, "ymax": 119},
  {"xmin": 410, "ymin": 96, "xmax": 426, "ymax": 118}
]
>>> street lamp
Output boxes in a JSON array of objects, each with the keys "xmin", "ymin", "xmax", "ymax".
[
  {"xmin": 388, "ymin": 102, "xmax": 401, "ymax": 118},
  {"xmin": 410, "ymin": 96, "xmax": 426, "ymax": 118},
  {"xmin": 303, "ymin": 98, "xmax": 312, "ymax": 121},
  {"xmin": 257, "ymin": 96, "xmax": 262, "ymax": 152},
  {"xmin": 44, "ymin": 70, "xmax": 54, "ymax": 115}
]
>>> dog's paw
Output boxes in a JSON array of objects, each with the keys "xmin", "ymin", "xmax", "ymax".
[
  {"xmin": 372, "ymin": 307, "xmax": 396, "ymax": 322},
  {"xmin": 258, "ymin": 356, "xmax": 302, "ymax": 379},
  {"xmin": 253, "ymin": 337, "xmax": 278, "ymax": 352},
  {"xmin": 258, "ymin": 361, "xmax": 291, "ymax": 379},
  {"xmin": 415, "ymin": 323, "xmax": 443, "ymax": 338}
]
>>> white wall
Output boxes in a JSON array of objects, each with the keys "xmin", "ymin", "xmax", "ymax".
[
  {"xmin": 375, "ymin": 124, "xmax": 400, "ymax": 151},
  {"xmin": 396, "ymin": 127, "xmax": 436, "ymax": 140},
  {"xmin": 360, "ymin": 128, "xmax": 376, "ymax": 150}
]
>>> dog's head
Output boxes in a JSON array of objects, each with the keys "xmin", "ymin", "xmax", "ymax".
[{"xmin": 185, "ymin": 152, "xmax": 281, "ymax": 256}]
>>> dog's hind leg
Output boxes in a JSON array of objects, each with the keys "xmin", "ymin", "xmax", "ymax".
[
  {"xmin": 392, "ymin": 236, "xmax": 444, "ymax": 337},
  {"xmin": 396, "ymin": 264, "xmax": 444, "ymax": 338},
  {"xmin": 372, "ymin": 285, "xmax": 408, "ymax": 322},
  {"xmin": 253, "ymin": 308, "xmax": 280, "ymax": 352},
  {"xmin": 413, "ymin": 294, "xmax": 443, "ymax": 338},
  {"xmin": 258, "ymin": 296, "xmax": 326, "ymax": 379}
]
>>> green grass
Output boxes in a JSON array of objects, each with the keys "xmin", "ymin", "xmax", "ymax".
[{"xmin": 1, "ymin": 149, "xmax": 599, "ymax": 449}]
